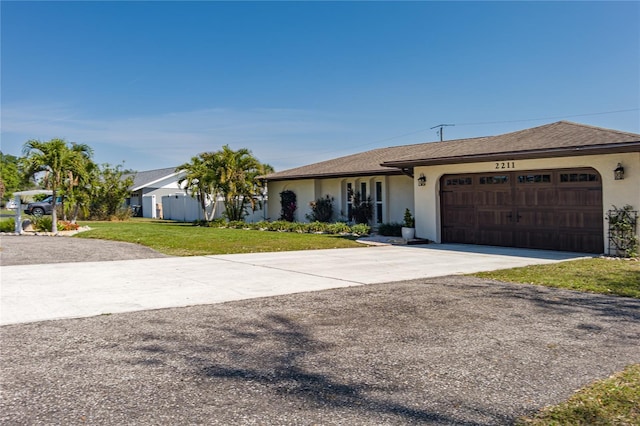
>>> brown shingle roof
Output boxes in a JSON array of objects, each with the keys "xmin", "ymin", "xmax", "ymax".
[{"xmin": 263, "ymin": 121, "xmax": 640, "ymax": 181}]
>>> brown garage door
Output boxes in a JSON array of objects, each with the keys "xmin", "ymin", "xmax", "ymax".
[{"xmin": 440, "ymin": 168, "xmax": 603, "ymax": 253}]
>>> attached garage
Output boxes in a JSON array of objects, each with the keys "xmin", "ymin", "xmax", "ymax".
[
  {"xmin": 381, "ymin": 121, "xmax": 640, "ymax": 255},
  {"xmin": 440, "ymin": 168, "xmax": 603, "ymax": 253}
]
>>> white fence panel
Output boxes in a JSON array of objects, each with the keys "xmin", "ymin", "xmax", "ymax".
[
  {"xmin": 160, "ymin": 194, "xmax": 268, "ymax": 223},
  {"xmin": 142, "ymin": 195, "xmax": 156, "ymax": 219}
]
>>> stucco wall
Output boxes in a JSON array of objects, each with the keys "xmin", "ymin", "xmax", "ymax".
[
  {"xmin": 267, "ymin": 174, "xmax": 414, "ymax": 224},
  {"xmin": 413, "ymin": 152, "xmax": 640, "ymax": 250}
]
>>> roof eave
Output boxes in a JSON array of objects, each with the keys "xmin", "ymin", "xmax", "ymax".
[
  {"xmin": 381, "ymin": 142, "xmax": 640, "ymax": 168},
  {"xmin": 130, "ymin": 171, "xmax": 183, "ymax": 191},
  {"xmin": 263, "ymin": 168, "xmax": 404, "ymax": 182}
]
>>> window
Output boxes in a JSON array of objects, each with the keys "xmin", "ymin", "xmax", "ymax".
[
  {"xmin": 479, "ymin": 175, "xmax": 508, "ymax": 185},
  {"xmin": 560, "ymin": 173, "xmax": 598, "ymax": 183},
  {"xmin": 347, "ymin": 182, "xmax": 353, "ymax": 220},
  {"xmin": 517, "ymin": 174, "xmax": 551, "ymax": 184},
  {"xmin": 445, "ymin": 177, "xmax": 472, "ymax": 186},
  {"xmin": 375, "ymin": 182, "xmax": 383, "ymax": 224}
]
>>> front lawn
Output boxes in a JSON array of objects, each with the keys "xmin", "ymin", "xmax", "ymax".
[
  {"xmin": 473, "ymin": 257, "xmax": 640, "ymax": 298},
  {"xmin": 75, "ymin": 219, "xmax": 365, "ymax": 256},
  {"xmin": 518, "ymin": 364, "xmax": 640, "ymax": 425}
]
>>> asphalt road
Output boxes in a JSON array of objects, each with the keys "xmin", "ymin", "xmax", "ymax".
[{"xmin": 1, "ymin": 236, "xmax": 639, "ymax": 424}]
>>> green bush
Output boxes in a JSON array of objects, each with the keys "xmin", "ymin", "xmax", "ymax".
[
  {"xmin": 186, "ymin": 218, "xmax": 369, "ymax": 237},
  {"xmin": 279, "ymin": 190, "xmax": 297, "ymax": 222},
  {"xmin": 267, "ymin": 220, "xmax": 295, "ymax": 232},
  {"xmin": 350, "ymin": 223, "xmax": 371, "ymax": 236},
  {"xmin": 33, "ymin": 216, "xmax": 53, "ymax": 232},
  {"xmin": 306, "ymin": 195, "xmax": 334, "ymax": 222},
  {"xmin": 0, "ymin": 218, "xmax": 15, "ymax": 232},
  {"xmin": 378, "ymin": 222, "xmax": 403, "ymax": 237},
  {"xmin": 326, "ymin": 222, "xmax": 351, "ymax": 234},
  {"xmin": 227, "ymin": 220, "xmax": 247, "ymax": 229},
  {"xmin": 307, "ymin": 221, "xmax": 328, "ymax": 233}
]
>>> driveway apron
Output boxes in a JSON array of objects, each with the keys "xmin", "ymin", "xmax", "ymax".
[{"xmin": 0, "ymin": 244, "xmax": 587, "ymax": 325}]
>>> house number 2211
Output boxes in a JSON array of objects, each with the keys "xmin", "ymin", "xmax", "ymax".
[{"xmin": 495, "ymin": 161, "xmax": 515, "ymax": 169}]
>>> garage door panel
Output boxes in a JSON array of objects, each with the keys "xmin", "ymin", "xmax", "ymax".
[
  {"xmin": 476, "ymin": 190, "xmax": 512, "ymax": 206},
  {"xmin": 557, "ymin": 210, "xmax": 603, "ymax": 229},
  {"xmin": 557, "ymin": 188, "xmax": 602, "ymax": 207},
  {"xmin": 557, "ymin": 232, "xmax": 602, "ymax": 253},
  {"xmin": 515, "ymin": 188, "xmax": 557, "ymax": 206},
  {"xmin": 477, "ymin": 209, "xmax": 512, "ymax": 227},
  {"xmin": 477, "ymin": 229, "xmax": 514, "ymax": 246},
  {"xmin": 440, "ymin": 168, "xmax": 603, "ymax": 253},
  {"xmin": 443, "ymin": 227, "xmax": 474, "ymax": 244},
  {"xmin": 518, "ymin": 210, "xmax": 556, "ymax": 227},
  {"xmin": 514, "ymin": 230, "xmax": 559, "ymax": 251}
]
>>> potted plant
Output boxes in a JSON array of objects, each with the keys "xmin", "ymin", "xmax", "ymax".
[{"xmin": 401, "ymin": 208, "xmax": 415, "ymax": 241}]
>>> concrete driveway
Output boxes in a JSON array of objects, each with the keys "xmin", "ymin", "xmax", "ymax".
[{"xmin": 1, "ymin": 243, "xmax": 587, "ymax": 325}]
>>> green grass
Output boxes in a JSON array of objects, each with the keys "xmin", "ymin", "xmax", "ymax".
[
  {"xmin": 75, "ymin": 219, "xmax": 365, "ymax": 256},
  {"xmin": 473, "ymin": 258, "xmax": 640, "ymax": 298},
  {"xmin": 517, "ymin": 364, "xmax": 640, "ymax": 425}
]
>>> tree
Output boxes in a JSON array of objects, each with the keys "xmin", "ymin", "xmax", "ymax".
[
  {"xmin": 87, "ymin": 163, "xmax": 134, "ymax": 220},
  {"xmin": 215, "ymin": 145, "xmax": 272, "ymax": 221},
  {"xmin": 0, "ymin": 152, "xmax": 31, "ymax": 202},
  {"xmin": 177, "ymin": 154, "xmax": 220, "ymax": 221},
  {"xmin": 22, "ymin": 139, "xmax": 93, "ymax": 232},
  {"xmin": 179, "ymin": 146, "xmax": 272, "ymax": 222},
  {"xmin": 61, "ymin": 143, "xmax": 97, "ymax": 223}
]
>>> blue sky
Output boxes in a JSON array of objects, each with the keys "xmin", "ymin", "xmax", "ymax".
[{"xmin": 1, "ymin": 1, "xmax": 638, "ymax": 172}]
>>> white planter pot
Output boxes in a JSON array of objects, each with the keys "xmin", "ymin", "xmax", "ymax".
[{"xmin": 401, "ymin": 227, "xmax": 415, "ymax": 241}]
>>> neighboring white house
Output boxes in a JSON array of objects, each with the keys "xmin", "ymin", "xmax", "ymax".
[
  {"xmin": 263, "ymin": 121, "xmax": 640, "ymax": 254},
  {"xmin": 126, "ymin": 167, "xmax": 185, "ymax": 218},
  {"xmin": 126, "ymin": 167, "xmax": 267, "ymax": 222}
]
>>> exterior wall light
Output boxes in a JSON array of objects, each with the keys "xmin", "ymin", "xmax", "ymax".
[
  {"xmin": 418, "ymin": 173, "xmax": 427, "ymax": 186},
  {"xmin": 614, "ymin": 163, "xmax": 625, "ymax": 180}
]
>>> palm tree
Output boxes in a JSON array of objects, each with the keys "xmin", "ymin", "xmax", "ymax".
[
  {"xmin": 178, "ymin": 146, "xmax": 272, "ymax": 222},
  {"xmin": 215, "ymin": 145, "xmax": 268, "ymax": 221},
  {"xmin": 177, "ymin": 153, "xmax": 221, "ymax": 221},
  {"xmin": 22, "ymin": 139, "xmax": 93, "ymax": 232},
  {"xmin": 62, "ymin": 143, "xmax": 96, "ymax": 223}
]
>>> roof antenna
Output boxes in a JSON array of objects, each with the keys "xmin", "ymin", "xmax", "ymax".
[{"xmin": 430, "ymin": 124, "xmax": 455, "ymax": 141}]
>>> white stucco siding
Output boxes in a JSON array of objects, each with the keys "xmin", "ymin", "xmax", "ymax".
[
  {"xmin": 385, "ymin": 175, "xmax": 415, "ymax": 224},
  {"xmin": 414, "ymin": 153, "xmax": 640, "ymax": 248},
  {"xmin": 266, "ymin": 179, "xmax": 315, "ymax": 222},
  {"xmin": 267, "ymin": 174, "xmax": 414, "ymax": 224}
]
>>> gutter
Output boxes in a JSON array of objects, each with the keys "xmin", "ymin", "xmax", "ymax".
[{"xmin": 381, "ymin": 142, "xmax": 640, "ymax": 168}]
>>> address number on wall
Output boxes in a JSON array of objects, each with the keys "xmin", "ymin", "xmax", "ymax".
[{"xmin": 495, "ymin": 161, "xmax": 516, "ymax": 170}]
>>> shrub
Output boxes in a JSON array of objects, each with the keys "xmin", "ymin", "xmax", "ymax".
[
  {"xmin": 279, "ymin": 190, "xmax": 297, "ymax": 222},
  {"xmin": 348, "ymin": 189, "xmax": 373, "ymax": 224},
  {"xmin": 403, "ymin": 208, "xmax": 415, "ymax": 228},
  {"xmin": 304, "ymin": 221, "xmax": 324, "ymax": 233},
  {"xmin": 0, "ymin": 218, "xmax": 15, "ymax": 232},
  {"xmin": 227, "ymin": 220, "xmax": 247, "ymax": 229},
  {"xmin": 267, "ymin": 220, "xmax": 294, "ymax": 232},
  {"xmin": 607, "ymin": 205, "xmax": 639, "ymax": 258},
  {"xmin": 58, "ymin": 221, "xmax": 80, "ymax": 231},
  {"xmin": 306, "ymin": 195, "xmax": 334, "ymax": 223},
  {"xmin": 33, "ymin": 216, "xmax": 53, "ymax": 232},
  {"xmin": 326, "ymin": 222, "xmax": 351, "ymax": 234},
  {"xmin": 378, "ymin": 222, "xmax": 403, "ymax": 237},
  {"xmin": 350, "ymin": 223, "xmax": 371, "ymax": 236}
]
